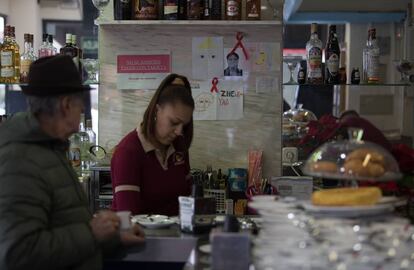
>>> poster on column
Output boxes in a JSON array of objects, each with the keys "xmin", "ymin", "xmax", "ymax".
[
  {"xmin": 191, "ymin": 79, "xmax": 244, "ymax": 120},
  {"xmin": 192, "ymin": 37, "xmax": 224, "ymax": 80},
  {"xmin": 116, "ymin": 50, "xmax": 171, "ymax": 90},
  {"xmin": 191, "ymin": 80, "xmax": 217, "ymax": 120},
  {"xmin": 216, "ymin": 79, "xmax": 244, "ymax": 120},
  {"xmin": 224, "ymin": 47, "xmax": 250, "ymax": 79},
  {"xmin": 246, "ymin": 42, "xmax": 280, "ymax": 72}
]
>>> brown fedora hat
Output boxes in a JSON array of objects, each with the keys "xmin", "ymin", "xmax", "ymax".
[{"xmin": 21, "ymin": 55, "xmax": 91, "ymax": 96}]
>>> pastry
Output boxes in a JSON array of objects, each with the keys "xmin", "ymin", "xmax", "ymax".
[
  {"xmin": 311, "ymin": 187, "xmax": 382, "ymax": 206},
  {"xmin": 343, "ymin": 148, "xmax": 386, "ymax": 178},
  {"xmin": 345, "ymin": 148, "xmax": 385, "ymax": 167},
  {"xmin": 311, "ymin": 161, "xmax": 338, "ymax": 174}
]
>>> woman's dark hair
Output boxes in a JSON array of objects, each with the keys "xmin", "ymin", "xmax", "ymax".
[
  {"xmin": 226, "ymin": 52, "xmax": 239, "ymax": 60},
  {"xmin": 339, "ymin": 110, "xmax": 359, "ymax": 121},
  {"xmin": 141, "ymin": 73, "xmax": 194, "ymax": 150}
]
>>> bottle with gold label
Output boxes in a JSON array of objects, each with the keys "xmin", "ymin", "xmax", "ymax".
[
  {"xmin": 1, "ymin": 25, "xmax": 20, "ymax": 84},
  {"xmin": 134, "ymin": 0, "xmax": 159, "ymax": 19},
  {"xmin": 225, "ymin": 0, "xmax": 241, "ymax": 20}
]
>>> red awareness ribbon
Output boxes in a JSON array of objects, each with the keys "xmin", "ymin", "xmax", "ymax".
[
  {"xmin": 230, "ymin": 32, "xmax": 249, "ymax": 60},
  {"xmin": 210, "ymin": 77, "xmax": 219, "ymax": 93}
]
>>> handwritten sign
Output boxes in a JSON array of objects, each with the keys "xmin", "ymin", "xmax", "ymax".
[
  {"xmin": 117, "ymin": 50, "xmax": 171, "ymax": 90},
  {"xmin": 192, "ymin": 37, "xmax": 224, "ymax": 80},
  {"xmin": 192, "ymin": 79, "xmax": 244, "ymax": 121}
]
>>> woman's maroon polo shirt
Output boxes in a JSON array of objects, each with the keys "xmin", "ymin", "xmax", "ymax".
[{"xmin": 111, "ymin": 128, "xmax": 191, "ymax": 216}]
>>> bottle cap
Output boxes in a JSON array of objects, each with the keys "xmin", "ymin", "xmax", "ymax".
[{"xmin": 311, "ymin": 23, "xmax": 318, "ymax": 33}]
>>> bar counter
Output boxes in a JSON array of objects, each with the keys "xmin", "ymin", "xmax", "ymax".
[{"xmin": 103, "ymin": 224, "xmax": 212, "ymax": 270}]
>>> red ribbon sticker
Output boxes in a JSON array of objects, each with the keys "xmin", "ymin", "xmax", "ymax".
[
  {"xmin": 230, "ymin": 32, "xmax": 249, "ymax": 60},
  {"xmin": 210, "ymin": 77, "xmax": 219, "ymax": 93}
]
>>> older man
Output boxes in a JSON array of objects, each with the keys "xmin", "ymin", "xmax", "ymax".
[{"xmin": 0, "ymin": 55, "xmax": 144, "ymax": 270}]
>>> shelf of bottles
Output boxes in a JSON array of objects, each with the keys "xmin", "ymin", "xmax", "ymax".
[
  {"xmin": 282, "ymin": 83, "xmax": 410, "ymax": 87},
  {"xmin": 97, "ymin": 20, "xmax": 282, "ymax": 26},
  {"xmin": 94, "ymin": 0, "xmax": 283, "ymax": 25},
  {"xmin": 0, "ymin": 24, "xmax": 90, "ymax": 85}
]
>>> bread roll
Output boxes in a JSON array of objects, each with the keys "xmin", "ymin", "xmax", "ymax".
[
  {"xmin": 311, "ymin": 161, "xmax": 338, "ymax": 174},
  {"xmin": 312, "ymin": 187, "xmax": 382, "ymax": 206},
  {"xmin": 346, "ymin": 148, "xmax": 385, "ymax": 167}
]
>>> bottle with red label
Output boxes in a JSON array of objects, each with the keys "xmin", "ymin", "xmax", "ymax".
[
  {"xmin": 225, "ymin": 0, "xmax": 241, "ymax": 20},
  {"xmin": 325, "ymin": 25, "xmax": 340, "ymax": 84},
  {"xmin": 306, "ymin": 23, "xmax": 323, "ymax": 84}
]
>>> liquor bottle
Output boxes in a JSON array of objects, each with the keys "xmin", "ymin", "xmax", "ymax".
[
  {"xmin": 60, "ymin": 33, "xmax": 75, "ymax": 58},
  {"xmin": 178, "ymin": 0, "xmax": 187, "ymax": 19},
  {"xmin": 20, "ymin": 34, "xmax": 36, "ymax": 83},
  {"xmin": 210, "ymin": 0, "xmax": 221, "ymax": 19},
  {"xmin": 134, "ymin": 0, "xmax": 159, "ymax": 19},
  {"xmin": 365, "ymin": 28, "xmax": 380, "ymax": 83},
  {"xmin": 187, "ymin": 0, "xmax": 203, "ymax": 19},
  {"xmin": 69, "ymin": 131, "xmax": 82, "ymax": 176},
  {"xmin": 78, "ymin": 114, "xmax": 91, "ymax": 173},
  {"xmin": 1, "ymin": 26, "xmax": 20, "ymax": 84},
  {"xmin": 71, "ymin": 34, "xmax": 81, "ymax": 70},
  {"xmin": 325, "ymin": 25, "xmax": 340, "ymax": 84},
  {"xmin": 29, "ymin": 35, "xmax": 37, "ymax": 60},
  {"xmin": 225, "ymin": 0, "xmax": 241, "ymax": 20},
  {"xmin": 297, "ymin": 65, "xmax": 306, "ymax": 84},
  {"xmin": 114, "ymin": 0, "xmax": 133, "ymax": 20},
  {"xmin": 38, "ymin": 33, "xmax": 49, "ymax": 58},
  {"xmin": 351, "ymin": 67, "xmax": 360, "ymax": 84},
  {"xmin": 306, "ymin": 23, "xmax": 323, "ymax": 84},
  {"xmin": 164, "ymin": 0, "xmax": 179, "ymax": 19},
  {"xmin": 85, "ymin": 119, "xmax": 97, "ymax": 147},
  {"xmin": 246, "ymin": 0, "xmax": 260, "ymax": 20},
  {"xmin": 0, "ymin": 25, "xmax": 9, "ymax": 83},
  {"xmin": 202, "ymin": 0, "xmax": 210, "ymax": 19},
  {"xmin": 362, "ymin": 28, "xmax": 371, "ymax": 82},
  {"xmin": 47, "ymin": 34, "xmax": 58, "ymax": 56}
]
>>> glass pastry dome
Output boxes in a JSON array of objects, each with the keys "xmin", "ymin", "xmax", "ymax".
[
  {"xmin": 282, "ymin": 104, "xmax": 317, "ymax": 142},
  {"xmin": 283, "ymin": 104, "xmax": 317, "ymax": 125},
  {"xmin": 303, "ymin": 128, "xmax": 401, "ymax": 181}
]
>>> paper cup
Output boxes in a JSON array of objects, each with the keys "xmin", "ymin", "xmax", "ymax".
[{"xmin": 116, "ymin": 211, "xmax": 132, "ymax": 230}]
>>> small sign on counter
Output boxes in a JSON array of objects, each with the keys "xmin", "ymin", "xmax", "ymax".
[{"xmin": 270, "ymin": 176, "xmax": 313, "ymax": 200}]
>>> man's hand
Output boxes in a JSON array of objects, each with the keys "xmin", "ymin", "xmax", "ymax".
[
  {"xmin": 90, "ymin": 210, "xmax": 120, "ymax": 243},
  {"xmin": 120, "ymin": 224, "xmax": 145, "ymax": 246}
]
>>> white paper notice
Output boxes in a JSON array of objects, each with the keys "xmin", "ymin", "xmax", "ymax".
[
  {"xmin": 217, "ymin": 79, "xmax": 244, "ymax": 120},
  {"xmin": 256, "ymin": 76, "xmax": 279, "ymax": 94},
  {"xmin": 247, "ymin": 42, "xmax": 280, "ymax": 72},
  {"xmin": 191, "ymin": 79, "xmax": 244, "ymax": 121},
  {"xmin": 117, "ymin": 50, "xmax": 171, "ymax": 90},
  {"xmin": 192, "ymin": 80, "xmax": 217, "ymax": 121},
  {"xmin": 192, "ymin": 37, "xmax": 224, "ymax": 80},
  {"xmin": 224, "ymin": 47, "xmax": 249, "ymax": 78}
]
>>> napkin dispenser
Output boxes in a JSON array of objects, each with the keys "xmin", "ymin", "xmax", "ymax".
[{"xmin": 179, "ymin": 184, "xmax": 216, "ymax": 234}]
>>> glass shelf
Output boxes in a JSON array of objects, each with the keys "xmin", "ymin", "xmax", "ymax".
[
  {"xmin": 96, "ymin": 20, "xmax": 282, "ymax": 26},
  {"xmin": 0, "ymin": 83, "xmax": 99, "ymax": 87},
  {"xmin": 282, "ymin": 83, "xmax": 410, "ymax": 86}
]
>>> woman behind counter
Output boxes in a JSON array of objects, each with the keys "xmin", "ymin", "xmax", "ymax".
[{"xmin": 111, "ymin": 74, "xmax": 195, "ymax": 216}]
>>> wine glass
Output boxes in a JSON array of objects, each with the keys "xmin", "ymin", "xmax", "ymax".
[
  {"xmin": 393, "ymin": 59, "xmax": 413, "ymax": 82},
  {"xmin": 92, "ymin": 0, "xmax": 110, "ymax": 18},
  {"xmin": 283, "ymin": 56, "xmax": 302, "ymax": 85}
]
